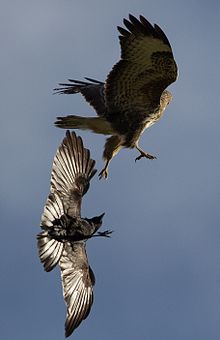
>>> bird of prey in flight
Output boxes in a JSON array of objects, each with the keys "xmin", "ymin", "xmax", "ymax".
[
  {"xmin": 37, "ymin": 131, "xmax": 112, "ymax": 337},
  {"xmin": 55, "ymin": 14, "xmax": 178, "ymax": 179}
]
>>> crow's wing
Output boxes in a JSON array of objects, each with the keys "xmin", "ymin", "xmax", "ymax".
[
  {"xmin": 105, "ymin": 14, "xmax": 178, "ymax": 116},
  {"xmin": 51, "ymin": 130, "xmax": 97, "ymax": 217},
  {"xmin": 37, "ymin": 131, "xmax": 96, "ymax": 270},
  {"xmin": 37, "ymin": 192, "xmax": 64, "ymax": 272},
  {"xmin": 54, "ymin": 78, "xmax": 106, "ymax": 116},
  {"xmin": 59, "ymin": 242, "xmax": 95, "ymax": 337}
]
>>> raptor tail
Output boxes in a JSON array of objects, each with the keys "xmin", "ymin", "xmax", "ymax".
[{"xmin": 55, "ymin": 116, "xmax": 113, "ymax": 135}]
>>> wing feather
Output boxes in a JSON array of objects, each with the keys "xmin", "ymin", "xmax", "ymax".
[
  {"xmin": 59, "ymin": 242, "xmax": 94, "ymax": 337},
  {"xmin": 37, "ymin": 131, "xmax": 96, "ymax": 271},
  {"xmin": 54, "ymin": 78, "xmax": 106, "ymax": 116},
  {"xmin": 105, "ymin": 14, "xmax": 178, "ymax": 115},
  {"xmin": 50, "ymin": 131, "xmax": 97, "ymax": 216},
  {"xmin": 40, "ymin": 192, "xmax": 64, "ymax": 226}
]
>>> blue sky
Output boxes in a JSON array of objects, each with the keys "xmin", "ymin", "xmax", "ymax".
[{"xmin": 0, "ymin": 1, "xmax": 219, "ymax": 339}]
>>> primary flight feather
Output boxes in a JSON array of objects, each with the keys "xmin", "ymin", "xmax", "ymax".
[{"xmin": 55, "ymin": 14, "xmax": 178, "ymax": 178}]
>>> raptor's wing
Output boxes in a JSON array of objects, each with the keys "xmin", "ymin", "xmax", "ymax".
[
  {"xmin": 54, "ymin": 78, "xmax": 106, "ymax": 116},
  {"xmin": 59, "ymin": 242, "xmax": 95, "ymax": 337},
  {"xmin": 50, "ymin": 130, "xmax": 97, "ymax": 217},
  {"xmin": 105, "ymin": 14, "xmax": 178, "ymax": 116}
]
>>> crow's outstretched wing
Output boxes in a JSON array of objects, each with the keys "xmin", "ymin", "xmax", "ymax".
[
  {"xmin": 59, "ymin": 242, "xmax": 95, "ymax": 337},
  {"xmin": 105, "ymin": 14, "xmax": 178, "ymax": 115},
  {"xmin": 37, "ymin": 131, "xmax": 96, "ymax": 270},
  {"xmin": 50, "ymin": 130, "xmax": 97, "ymax": 217},
  {"xmin": 54, "ymin": 78, "xmax": 106, "ymax": 116}
]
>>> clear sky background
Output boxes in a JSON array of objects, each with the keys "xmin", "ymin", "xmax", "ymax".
[{"xmin": 0, "ymin": 1, "xmax": 219, "ymax": 339}]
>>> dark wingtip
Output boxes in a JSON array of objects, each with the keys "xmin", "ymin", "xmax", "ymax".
[
  {"xmin": 123, "ymin": 17, "xmax": 137, "ymax": 34},
  {"xmin": 154, "ymin": 23, "xmax": 171, "ymax": 47},
  {"xmin": 117, "ymin": 25, "xmax": 130, "ymax": 36},
  {"xmin": 128, "ymin": 13, "xmax": 136, "ymax": 20},
  {"xmin": 65, "ymin": 328, "xmax": 71, "ymax": 338},
  {"xmin": 84, "ymin": 77, "xmax": 104, "ymax": 84},
  {"xmin": 128, "ymin": 13, "xmax": 141, "ymax": 26},
  {"xmin": 65, "ymin": 129, "xmax": 72, "ymax": 139},
  {"xmin": 120, "ymin": 14, "xmax": 165, "ymax": 39}
]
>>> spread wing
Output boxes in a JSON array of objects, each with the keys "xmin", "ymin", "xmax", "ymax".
[
  {"xmin": 37, "ymin": 192, "xmax": 64, "ymax": 272},
  {"xmin": 50, "ymin": 130, "xmax": 97, "ymax": 217},
  {"xmin": 59, "ymin": 242, "xmax": 95, "ymax": 337},
  {"xmin": 37, "ymin": 131, "xmax": 96, "ymax": 271},
  {"xmin": 54, "ymin": 78, "xmax": 106, "ymax": 116},
  {"xmin": 105, "ymin": 14, "xmax": 178, "ymax": 115}
]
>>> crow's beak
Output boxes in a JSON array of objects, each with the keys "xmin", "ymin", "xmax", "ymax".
[
  {"xmin": 91, "ymin": 212, "xmax": 105, "ymax": 224},
  {"xmin": 98, "ymin": 212, "xmax": 105, "ymax": 220}
]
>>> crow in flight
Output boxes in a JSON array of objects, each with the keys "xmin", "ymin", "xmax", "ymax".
[{"xmin": 37, "ymin": 131, "xmax": 112, "ymax": 336}]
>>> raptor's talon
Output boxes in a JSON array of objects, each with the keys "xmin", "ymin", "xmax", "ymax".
[
  {"xmin": 135, "ymin": 153, "xmax": 157, "ymax": 162},
  {"xmin": 98, "ymin": 168, "xmax": 108, "ymax": 180}
]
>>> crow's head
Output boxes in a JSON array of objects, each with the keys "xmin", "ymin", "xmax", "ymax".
[{"xmin": 89, "ymin": 213, "xmax": 105, "ymax": 227}]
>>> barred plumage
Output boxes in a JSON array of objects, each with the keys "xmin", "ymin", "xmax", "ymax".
[{"xmin": 54, "ymin": 14, "xmax": 178, "ymax": 178}]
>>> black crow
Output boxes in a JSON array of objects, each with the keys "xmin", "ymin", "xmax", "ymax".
[{"xmin": 37, "ymin": 131, "xmax": 112, "ymax": 336}]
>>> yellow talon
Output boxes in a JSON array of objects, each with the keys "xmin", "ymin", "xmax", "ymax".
[{"xmin": 98, "ymin": 168, "xmax": 108, "ymax": 180}]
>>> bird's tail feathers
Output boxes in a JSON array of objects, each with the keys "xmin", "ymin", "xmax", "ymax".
[
  {"xmin": 38, "ymin": 192, "xmax": 64, "ymax": 271},
  {"xmin": 55, "ymin": 116, "xmax": 113, "ymax": 135},
  {"xmin": 37, "ymin": 231, "xmax": 64, "ymax": 272}
]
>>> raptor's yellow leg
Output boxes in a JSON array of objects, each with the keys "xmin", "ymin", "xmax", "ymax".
[
  {"xmin": 135, "ymin": 144, "xmax": 157, "ymax": 162},
  {"xmin": 99, "ymin": 135, "xmax": 122, "ymax": 179},
  {"xmin": 98, "ymin": 160, "xmax": 110, "ymax": 179}
]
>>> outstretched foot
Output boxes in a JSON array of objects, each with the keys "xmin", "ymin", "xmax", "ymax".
[
  {"xmin": 135, "ymin": 150, "xmax": 157, "ymax": 162},
  {"xmin": 99, "ymin": 160, "xmax": 110, "ymax": 179},
  {"xmin": 96, "ymin": 230, "xmax": 113, "ymax": 238},
  {"xmin": 98, "ymin": 167, "xmax": 108, "ymax": 180}
]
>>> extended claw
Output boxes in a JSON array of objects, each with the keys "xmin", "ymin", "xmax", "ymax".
[
  {"xmin": 135, "ymin": 152, "xmax": 157, "ymax": 162},
  {"xmin": 98, "ymin": 168, "xmax": 108, "ymax": 180}
]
